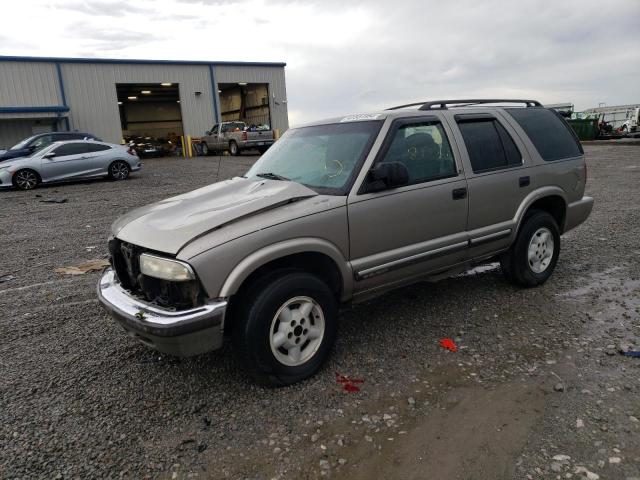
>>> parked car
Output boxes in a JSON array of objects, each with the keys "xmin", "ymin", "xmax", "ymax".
[
  {"xmin": 0, "ymin": 140, "xmax": 141, "ymax": 190},
  {"xmin": 200, "ymin": 121, "xmax": 275, "ymax": 156},
  {"xmin": 98, "ymin": 99, "xmax": 593, "ymax": 386},
  {"xmin": 125, "ymin": 136, "xmax": 172, "ymax": 158},
  {"xmin": 0, "ymin": 131, "xmax": 101, "ymax": 162}
]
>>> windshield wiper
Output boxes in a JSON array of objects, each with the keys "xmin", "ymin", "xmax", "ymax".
[{"xmin": 256, "ymin": 172, "xmax": 289, "ymax": 181}]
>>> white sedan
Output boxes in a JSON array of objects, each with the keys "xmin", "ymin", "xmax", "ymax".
[{"xmin": 0, "ymin": 140, "xmax": 141, "ymax": 190}]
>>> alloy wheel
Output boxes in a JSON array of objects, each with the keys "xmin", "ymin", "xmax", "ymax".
[
  {"xmin": 15, "ymin": 170, "xmax": 38, "ymax": 190},
  {"xmin": 269, "ymin": 296, "xmax": 325, "ymax": 366},
  {"xmin": 527, "ymin": 227, "xmax": 554, "ymax": 273}
]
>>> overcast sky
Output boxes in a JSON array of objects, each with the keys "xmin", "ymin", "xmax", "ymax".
[{"xmin": 1, "ymin": 0, "xmax": 639, "ymax": 125}]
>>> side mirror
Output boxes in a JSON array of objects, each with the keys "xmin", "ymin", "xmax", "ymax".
[
  {"xmin": 366, "ymin": 162, "xmax": 409, "ymax": 192},
  {"xmin": 27, "ymin": 145, "xmax": 36, "ymax": 151},
  {"xmin": 43, "ymin": 152, "xmax": 56, "ymax": 159},
  {"xmin": 205, "ymin": 130, "xmax": 211, "ymax": 136}
]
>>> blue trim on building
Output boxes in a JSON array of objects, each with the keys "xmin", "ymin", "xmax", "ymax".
[
  {"xmin": 0, "ymin": 106, "xmax": 70, "ymax": 113},
  {"xmin": 0, "ymin": 55, "xmax": 286, "ymax": 68},
  {"xmin": 209, "ymin": 65, "xmax": 220, "ymax": 124}
]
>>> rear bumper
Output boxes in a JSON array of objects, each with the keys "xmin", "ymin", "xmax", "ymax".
[
  {"xmin": 97, "ymin": 268, "xmax": 227, "ymax": 356},
  {"xmin": 565, "ymin": 196, "xmax": 594, "ymax": 232}
]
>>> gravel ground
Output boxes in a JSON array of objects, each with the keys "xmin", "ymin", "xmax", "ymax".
[{"xmin": 1, "ymin": 145, "xmax": 638, "ymax": 480}]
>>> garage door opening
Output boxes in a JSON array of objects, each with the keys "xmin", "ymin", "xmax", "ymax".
[
  {"xmin": 116, "ymin": 83, "xmax": 182, "ymax": 157},
  {"xmin": 218, "ymin": 83, "xmax": 271, "ymax": 129}
]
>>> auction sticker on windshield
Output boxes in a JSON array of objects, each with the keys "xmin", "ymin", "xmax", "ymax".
[{"xmin": 340, "ymin": 113, "xmax": 382, "ymax": 122}]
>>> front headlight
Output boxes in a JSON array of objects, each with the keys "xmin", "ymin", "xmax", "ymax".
[{"xmin": 139, "ymin": 253, "xmax": 195, "ymax": 281}]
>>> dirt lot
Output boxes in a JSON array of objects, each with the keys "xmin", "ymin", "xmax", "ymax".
[{"xmin": 1, "ymin": 146, "xmax": 639, "ymax": 480}]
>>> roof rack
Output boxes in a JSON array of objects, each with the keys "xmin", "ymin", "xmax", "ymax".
[{"xmin": 386, "ymin": 99, "xmax": 542, "ymax": 111}]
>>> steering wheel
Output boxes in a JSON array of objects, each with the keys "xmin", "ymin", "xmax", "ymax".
[{"xmin": 325, "ymin": 159, "xmax": 344, "ymax": 178}]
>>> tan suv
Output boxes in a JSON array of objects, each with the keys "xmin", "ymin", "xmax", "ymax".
[{"xmin": 98, "ymin": 99, "xmax": 593, "ymax": 386}]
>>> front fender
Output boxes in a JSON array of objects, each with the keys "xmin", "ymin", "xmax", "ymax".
[{"xmin": 218, "ymin": 237, "xmax": 353, "ymax": 300}]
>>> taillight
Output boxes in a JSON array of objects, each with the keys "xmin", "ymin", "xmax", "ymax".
[{"xmin": 242, "ymin": 131, "xmax": 248, "ymax": 141}]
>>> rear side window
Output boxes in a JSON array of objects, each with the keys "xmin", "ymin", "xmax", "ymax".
[
  {"xmin": 507, "ymin": 108, "xmax": 582, "ymax": 161},
  {"xmin": 86, "ymin": 143, "xmax": 111, "ymax": 152},
  {"xmin": 53, "ymin": 143, "xmax": 88, "ymax": 156},
  {"xmin": 457, "ymin": 118, "xmax": 522, "ymax": 173}
]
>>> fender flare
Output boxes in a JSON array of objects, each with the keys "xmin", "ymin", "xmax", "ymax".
[
  {"xmin": 513, "ymin": 186, "xmax": 568, "ymax": 235},
  {"xmin": 219, "ymin": 237, "xmax": 353, "ymax": 300}
]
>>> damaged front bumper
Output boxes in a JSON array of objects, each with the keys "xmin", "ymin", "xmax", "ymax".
[{"xmin": 97, "ymin": 268, "xmax": 227, "ymax": 357}]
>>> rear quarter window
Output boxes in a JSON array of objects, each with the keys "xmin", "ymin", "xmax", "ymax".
[{"xmin": 507, "ymin": 108, "xmax": 583, "ymax": 161}]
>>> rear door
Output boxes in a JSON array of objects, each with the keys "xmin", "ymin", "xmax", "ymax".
[
  {"xmin": 348, "ymin": 116, "xmax": 469, "ymax": 296},
  {"xmin": 84, "ymin": 143, "xmax": 113, "ymax": 175},
  {"xmin": 41, "ymin": 142, "xmax": 91, "ymax": 181},
  {"xmin": 446, "ymin": 111, "xmax": 532, "ymax": 258}
]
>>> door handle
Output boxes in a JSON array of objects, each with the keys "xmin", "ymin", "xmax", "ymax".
[
  {"xmin": 519, "ymin": 176, "xmax": 530, "ymax": 187},
  {"xmin": 452, "ymin": 187, "xmax": 467, "ymax": 200}
]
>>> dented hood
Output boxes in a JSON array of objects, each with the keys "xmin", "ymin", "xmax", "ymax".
[{"xmin": 112, "ymin": 177, "xmax": 318, "ymax": 254}]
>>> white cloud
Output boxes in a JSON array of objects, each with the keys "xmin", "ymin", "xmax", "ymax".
[{"xmin": 1, "ymin": 0, "xmax": 639, "ymax": 125}]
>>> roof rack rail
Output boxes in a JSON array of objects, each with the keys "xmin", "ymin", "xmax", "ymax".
[{"xmin": 386, "ymin": 99, "xmax": 542, "ymax": 111}]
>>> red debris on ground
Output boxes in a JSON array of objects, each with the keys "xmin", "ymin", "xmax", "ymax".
[
  {"xmin": 439, "ymin": 338, "xmax": 458, "ymax": 352},
  {"xmin": 336, "ymin": 372, "xmax": 364, "ymax": 392}
]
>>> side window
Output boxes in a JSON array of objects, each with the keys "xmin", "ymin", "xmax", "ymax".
[
  {"xmin": 211, "ymin": 125, "xmax": 219, "ymax": 134},
  {"xmin": 507, "ymin": 108, "xmax": 582, "ymax": 161},
  {"xmin": 85, "ymin": 143, "xmax": 111, "ymax": 153},
  {"xmin": 380, "ymin": 121, "xmax": 457, "ymax": 185},
  {"xmin": 52, "ymin": 143, "xmax": 88, "ymax": 157},
  {"xmin": 30, "ymin": 135, "xmax": 53, "ymax": 151},
  {"xmin": 220, "ymin": 124, "xmax": 230, "ymax": 133},
  {"xmin": 457, "ymin": 119, "xmax": 522, "ymax": 173}
]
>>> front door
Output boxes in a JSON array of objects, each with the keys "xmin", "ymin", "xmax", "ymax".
[
  {"xmin": 41, "ymin": 142, "xmax": 91, "ymax": 181},
  {"xmin": 348, "ymin": 116, "xmax": 469, "ymax": 297}
]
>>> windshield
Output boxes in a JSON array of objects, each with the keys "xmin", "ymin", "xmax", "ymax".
[
  {"xmin": 10, "ymin": 135, "xmax": 38, "ymax": 151},
  {"xmin": 246, "ymin": 121, "xmax": 383, "ymax": 194}
]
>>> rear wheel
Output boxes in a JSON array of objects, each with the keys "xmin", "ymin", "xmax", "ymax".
[
  {"xmin": 501, "ymin": 210, "xmax": 560, "ymax": 287},
  {"xmin": 12, "ymin": 169, "xmax": 40, "ymax": 190},
  {"xmin": 108, "ymin": 160, "xmax": 130, "ymax": 180},
  {"xmin": 232, "ymin": 270, "xmax": 338, "ymax": 386},
  {"xmin": 229, "ymin": 141, "xmax": 239, "ymax": 156}
]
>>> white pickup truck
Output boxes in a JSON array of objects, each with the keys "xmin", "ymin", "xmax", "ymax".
[{"xmin": 200, "ymin": 121, "xmax": 275, "ymax": 156}]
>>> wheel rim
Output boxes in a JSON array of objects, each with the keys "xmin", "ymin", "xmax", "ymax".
[
  {"xmin": 269, "ymin": 296, "xmax": 325, "ymax": 367},
  {"xmin": 112, "ymin": 162, "xmax": 128, "ymax": 180},
  {"xmin": 16, "ymin": 171, "xmax": 37, "ymax": 190},
  {"xmin": 527, "ymin": 227, "xmax": 554, "ymax": 273},
  {"xmin": 230, "ymin": 143, "xmax": 237, "ymax": 154},
  {"xmin": 202, "ymin": 144, "xmax": 208, "ymax": 154}
]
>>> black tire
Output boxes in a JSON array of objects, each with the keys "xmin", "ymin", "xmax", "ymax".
[
  {"xmin": 12, "ymin": 169, "xmax": 40, "ymax": 190},
  {"xmin": 258, "ymin": 147, "xmax": 268, "ymax": 155},
  {"xmin": 108, "ymin": 160, "xmax": 130, "ymax": 180},
  {"xmin": 232, "ymin": 270, "xmax": 338, "ymax": 387},
  {"xmin": 200, "ymin": 142, "xmax": 210, "ymax": 156},
  {"xmin": 229, "ymin": 141, "xmax": 240, "ymax": 156},
  {"xmin": 501, "ymin": 210, "xmax": 561, "ymax": 287}
]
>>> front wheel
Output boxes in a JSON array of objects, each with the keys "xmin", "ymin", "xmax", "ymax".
[
  {"xmin": 501, "ymin": 210, "xmax": 560, "ymax": 287},
  {"xmin": 232, "ymin": 271, "xmax": 338, "ymax": 387},
  {"xmin": 13, "ymin": 169, "xmax": 40, "ymax": 190},
  {"xmin": 200, "ymin": 142, "xmax": 210, "ymax": 156},
  {"xmin": 229, "ymin": 141, "xmax": 239, "ymax": 156},
  {"xmin": 108, "ymin": 160, "xmax": 130, "ymax": 180}
]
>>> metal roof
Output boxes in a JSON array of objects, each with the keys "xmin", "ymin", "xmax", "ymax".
[{"xmin": 0, "ymin": 55, "xmax": 286, "ymax": 68}]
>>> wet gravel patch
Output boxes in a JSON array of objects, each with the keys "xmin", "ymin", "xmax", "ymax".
[{"xmin": 1, "ymin": 145, "xmax": 639, "ymax": 479}]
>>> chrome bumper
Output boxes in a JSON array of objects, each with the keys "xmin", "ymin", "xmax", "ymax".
[
  {"xmin": 564, "ymin": 196, "xmax": 594, "ymax": 232},
  {"xmin": 97, "ymin": 268, "xmax": 227, "ymax": 356}
]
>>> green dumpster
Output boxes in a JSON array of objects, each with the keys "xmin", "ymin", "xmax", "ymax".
[{"xmin": 567, "ymin": 119, "xmax": 599, "ymax": 141}]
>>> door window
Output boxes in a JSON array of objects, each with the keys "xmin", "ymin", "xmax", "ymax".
[
  {"xmin": 52, "ymin": 143, "xmax": 89, "ymax": 157},
  {"xmin": 379, "ymin": 121, "xmax": 456, "ymax": 185},
  {"xmin": 210, "ymin": 125, "xmax": 219, "ymax": 134},
  {"xmin": 457, "ymin": 119, "xmax": 522, "ymax": 173},
  {"xmin": 29, "ymin": 135, "xmax": 53, "ymax": 152}
]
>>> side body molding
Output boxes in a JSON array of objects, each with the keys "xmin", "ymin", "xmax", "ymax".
[{"xmin": 219, "ymin": 237, "xmax": 353, "ymax": 300}]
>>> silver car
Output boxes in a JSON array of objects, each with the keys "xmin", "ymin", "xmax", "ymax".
[{"xmin": 0, "ymin": 140, "xmax": 141, "ymax": 190}]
